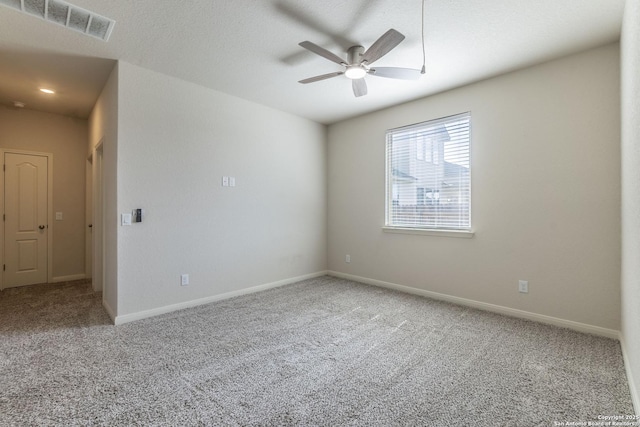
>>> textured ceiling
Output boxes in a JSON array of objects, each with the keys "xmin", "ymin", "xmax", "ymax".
[{"xmin": 0, "ymin": 0, "xmax": 625, "ymax": 123}]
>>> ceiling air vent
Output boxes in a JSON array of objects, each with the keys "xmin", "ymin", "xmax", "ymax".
[{"xmin": 0, "ymin": 0, "xmax": 115, "ymax": 41}]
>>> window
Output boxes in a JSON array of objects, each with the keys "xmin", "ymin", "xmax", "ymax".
[
  {"xmin": 416, "ymin": 139, "xmax": 440, "ymax": 164},
  {"xmin": 386, "ymin": 112, "xmax": 471, "ymax": 231}
]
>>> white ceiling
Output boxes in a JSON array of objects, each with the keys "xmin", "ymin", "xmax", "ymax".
[{"xmin": 0, "ymin": 0, "xmax": 625, "ymax": 124}]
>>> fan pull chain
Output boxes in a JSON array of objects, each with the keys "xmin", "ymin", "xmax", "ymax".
[{"xmin": 421, "ymin": 0, "xmax": 426, "ymax": 74}]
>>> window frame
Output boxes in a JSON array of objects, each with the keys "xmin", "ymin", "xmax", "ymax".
[{"xmin": 384, "ymin": 112, "xmax": 473, "ymax": 238}]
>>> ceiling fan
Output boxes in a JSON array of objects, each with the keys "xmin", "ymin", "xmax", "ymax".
[{"xmin": 298, "ymin": 29, "xmax": 422, "ymax": 97}]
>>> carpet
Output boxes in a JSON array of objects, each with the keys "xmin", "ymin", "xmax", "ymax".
[{"xmin": 0, "ymin": 276, "xmax": 633, "ymax": 426}]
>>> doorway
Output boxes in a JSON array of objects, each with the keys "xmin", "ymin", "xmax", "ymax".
[{"xmin": 1, "ymin": 149, "xmax": 53, "ymax": 289}]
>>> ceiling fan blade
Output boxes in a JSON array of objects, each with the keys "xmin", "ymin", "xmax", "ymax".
[
  {"xmin": 276, "ymin": 3, "xmax": 356, "ymax": 50},
  {"xmin": 299, "ymin": 72, "xmax": 344, "ymax": 84},
  {"xmin": 362, "ymin": 29, "xmax": 405, "ymax": 65},
  {"xmin": 299, "ymin": 41, "xmax": 346, "ymax": 65},
  {"xmin": 370, "ymin": 67, "xmax": 422, "ymax": 80},
  {"xmin": 352, "ymin": 78, "xmax": 367, "ymax": 97}
]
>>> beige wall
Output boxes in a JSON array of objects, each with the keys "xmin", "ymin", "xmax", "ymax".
[
  {"xmin": 328, "ymin": 43, "xmax": 620, "ymax": 330},
  {"xmin": 113, "ymin": 61, "xmax": 327, "ymax": 318},
  {"xmin": 0, "ymin": 106, "xmax": 88, "ymax": 280},
  {"xmin": 621, "ymin": 0, "xmax": 640, "ymax": 412}
]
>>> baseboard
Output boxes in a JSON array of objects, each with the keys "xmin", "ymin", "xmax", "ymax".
[
  {"xmin": 620, "ymin": 333, "xmax": 640, "ymax": 415},
  {"xmin": 328, "ymin": 271, "xmax": 620, "ymax": 339},
  {"xmin": 113, "ymin": 271, "xmax": 329, "ymax": 326},
  {"xmin": 52, "ymin": 274, "xmax": 86, "ymax": 283}
]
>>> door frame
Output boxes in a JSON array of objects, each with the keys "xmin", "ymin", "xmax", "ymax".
[
  {"xmin": 0, "ymin": 148, "xmax": 54, "ymax": 290},
  {"xmin": 91, "ymin": 142, "xmax": 105, "ymax": 293}
]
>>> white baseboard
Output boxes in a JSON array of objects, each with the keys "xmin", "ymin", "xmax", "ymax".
[
  {"xmin": 328, "ymin": 271, "xmax": 620, "ymax": 339},
  {"xmin": 52, "ymin": 274, "xmax": 86, "ymax": 283},
  {"xmin": 620, "ymin": 333, "xmax": 640, "ymax": 415},
  {"xmin": 113, "ymin": 271, "xmax": 329, "ymax": 326}
]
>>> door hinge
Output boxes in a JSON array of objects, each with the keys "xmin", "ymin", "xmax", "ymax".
[{"xmin": 3, "ymin": 265, "xmax": 5, "ymax": 272}]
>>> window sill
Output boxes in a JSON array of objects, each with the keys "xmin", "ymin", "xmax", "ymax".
[{"xmin": 382, "ymin": 226, "xmax": 474, "ymax": 239}]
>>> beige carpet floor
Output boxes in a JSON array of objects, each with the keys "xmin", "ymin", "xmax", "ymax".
[{"xmin": 0, "ymin": 276, "xmax": 633, "ymax": 426}]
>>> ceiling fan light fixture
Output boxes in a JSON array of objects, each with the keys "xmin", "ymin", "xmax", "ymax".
[{"xmin": 345, "ymin": 66, "xmax": 366, "ymax": 80}]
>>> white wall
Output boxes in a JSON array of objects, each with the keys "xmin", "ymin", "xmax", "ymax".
[
  {"xmin": 88, "ymin": 63, "xmax": 118, "ymax": 316},
  {"xmin": 114, "ymin": 62, "xmax": 327, "ymax": 317},
  {"xmin": 0, "ymin": 106, "xmax": 87, "ymax": 281},
  {"xmin": 621, "ymin": 0, "xmax": 640, "ymax": 411},
  {"xmin": 328, "ymin": 44, "xmax": 620, "ymax": 330}
]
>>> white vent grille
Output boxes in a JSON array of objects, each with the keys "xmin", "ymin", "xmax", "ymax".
[{"xmin": 0, "ymin": 0, "xmax": 115, "ymax": 41}]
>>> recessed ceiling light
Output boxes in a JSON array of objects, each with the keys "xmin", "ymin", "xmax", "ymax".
[{"xmin": 40, "ymin": 88, "xmax": 55, "ymax": 94}]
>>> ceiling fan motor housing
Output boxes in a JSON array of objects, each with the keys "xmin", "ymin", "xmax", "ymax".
[
  {"xmin": 347, "ymin": 45, "xmax": 365, "ymax": 65},
  {"xmin": 345, "ymin": 46, "xmax": 367, "ymax": 79}
]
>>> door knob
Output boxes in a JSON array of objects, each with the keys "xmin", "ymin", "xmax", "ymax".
[{"xmin": 38, "ymin": 225, "xmax": 45, "ymax": 230}]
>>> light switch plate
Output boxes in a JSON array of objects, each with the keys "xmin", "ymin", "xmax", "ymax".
[
  {"xmin": 222, "ymin": 176, "xmax": 229, "ymax": 187},
  {"xmin": 55, "ymin": 212, "xmax": 63, "ymax": 220},
  {"xmin": 121, "ymin": 213, "xmax": 132, "ymax": 226},
  {"xmin": 229, "ymin": 176, "xmax": 236, "ymax": 187}
]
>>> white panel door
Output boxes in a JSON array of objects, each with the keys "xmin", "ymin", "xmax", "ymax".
[{"xmin": 4, "ymin": 153, "xmax": 48, "ymax": 287}]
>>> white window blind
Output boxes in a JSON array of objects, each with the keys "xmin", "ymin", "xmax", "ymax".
[{"xmin": 386, "ymin": 112, "xmax": 471, "ymax": 231}]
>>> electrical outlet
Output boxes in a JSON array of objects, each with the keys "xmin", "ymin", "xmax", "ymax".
[
  {"xmin": 518, "ymin": 280, "xmax": 528, "ymax": 293},
  {"xmin": 345, "ymin": 254, "xmax": 351, "ymax": 263},
  {"xmin": 181, "ymin": 274, "xmax": 189, "ymax": 286}
]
